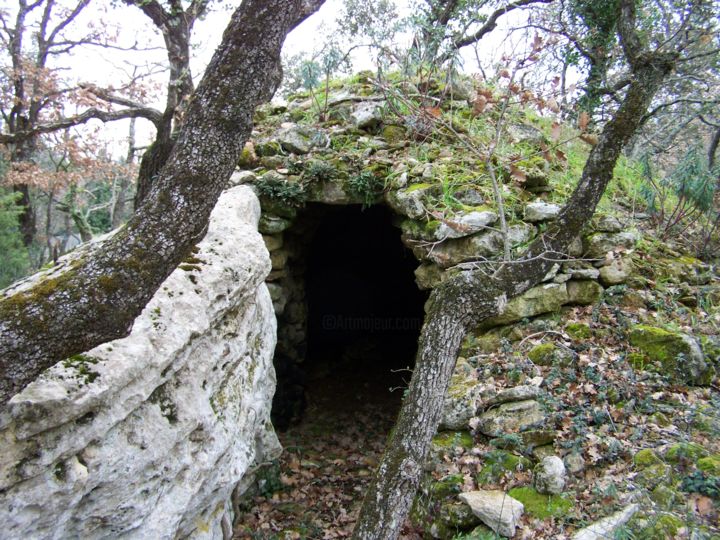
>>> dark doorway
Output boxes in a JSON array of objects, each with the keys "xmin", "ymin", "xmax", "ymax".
[{"xmin": 270, "ymin": 204, "xmax": 427, "ymax": 430}]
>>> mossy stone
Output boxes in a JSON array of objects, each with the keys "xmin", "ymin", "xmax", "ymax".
[
  {"xmin": 650, "ymin": 485, "xmax": 681, "ymax": 509},
  {"xmin": 634, "ymin": 449, "xmax": 663, "ymax": 468},
  {"xmin": 665, "ymin": 442, "xmax": 709, "ymax": 463},
  {"xmin": 566, "ymin": 279, "xmax": 603, "ymax": 305},
  {"xmin": 256, "ymin": 140, "xmax": 282, "ymax": 157},
  {"xmin": 697, "ymin": 455, "xmax": 720, "ymax": 476},
  {"xmin": 432, "ymin": 431, "xmax": 474, "ymax": 450},
  {"xmin": 528, "ymin": 343, "xmax": 556, "ymax": 366},
  {"xmin": 237, "ymin": 141, "xmax": 257, "ymax": 168},
  {"xmin": 565, "ymin": 323, "xmax": 591, "ymax": 339},
  {"xmin": 628, "ymin": 512, "xmax": 683, "ymax": 539},
  {"xmin": 648, "ymin": 412, "xmax": 671, "ymax": 427},
  {"xmin": 430, "ymin": 474, "xmax": 465, "ymax": 498},
  {"xmin": 507, "ymin": 486, "xmax": 572, "ymax": 519},
  {"xmin": 477, "ymin": 450, "xmax": 532, "ymax": 484},
  {"xmin": 628, "ymin": 325, "xmax": 712, "ymax": 385},
  {"xmin": 636, "ymin": 463, "xmax": 672, "ymax": 490},
  {"xmin": 382, "ymin": 125, "xmax": 406, "ymax": 144}
]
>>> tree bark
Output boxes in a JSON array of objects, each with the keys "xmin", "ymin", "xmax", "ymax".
[
  {"xmin": 352, "ymin": 2, "xmax": 677, "ymax": 536},
  {"xmin": 126, "ymin": 0, "xmax": 209, "ymax": 209},
  {"xmin": 0, "ymin": 0, "xmax": 325, "ymax": 406}
]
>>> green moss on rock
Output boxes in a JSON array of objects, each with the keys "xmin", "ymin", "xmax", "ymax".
[
  {"xmin": 665, "ymin": 442, "xmax": 709, "ymax": 463},
  {"xmin": 628, "ymin": 325, "xmax": 713, "ymax": 385},
  {"xmin": 528, "ymin": 343, "xmax": 556, "ymax": 366},
  {"xmin": 382, "ymin": 125, "xmax": 406, "ymax": 144},
  {"xmin": 507, "ymin": 486, "xmax": 572, "ymax": 519},
  {"xmin": 433, "ymin": 431, "xmax": 474, "ymax": 450},
  {"xmin": 634, "ymin": 449, "xmax": 663, "ymax": 468},
  {"xmin": 628, "ymin": 512, "xmax": 683, "ymax": 539},
  {"xmin": 697, "ymin": 455, "xmax": 720, "ymax": 476},
  {"xmin": 565, "ymin": 323, "xmax": 591, "ymax": 339},
  {"xmin": 650, "ymin": 485, "xmax": 681, "ymax": 509},
  {"xmin": 477, "ymin": 450, "xmax": 531, "ymax": 484}
]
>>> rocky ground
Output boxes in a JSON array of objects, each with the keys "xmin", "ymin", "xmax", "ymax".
[
  {"xmin": 234, "ymin": 357, "xmax": 408, "ymax": 539},
  {"xmin": 234, "ymin": 249, "xmax": 720, "ymax": 539}
]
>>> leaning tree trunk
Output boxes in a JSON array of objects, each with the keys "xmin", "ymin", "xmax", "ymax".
[
  {"xmin": 0, "ymin": 0, "xmax": 325, "ymax": 406},
  {"xmin": 351, "ymin": 11, "xmax": 677, "ymax": 539}
]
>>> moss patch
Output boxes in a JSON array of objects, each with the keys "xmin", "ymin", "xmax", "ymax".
[
  {"xmin": 697, "ymin": 455, "xmax": 720, "ymax": 476},
  {"xmin": 565, "ymin": 323, "xmax": 591, "ymax": 339},
  {"xmin": 634, "ymin": 449, "xmax": 663, "ymax": 468},
  {"xmin": 528, "ymin": 343, "xmax": 556, "ymax": 366},
  {"xmin": 477, "ymin": 450, "xmax": 531, "ymax": 484},
  {"xmin": 433, "ymin": 431, "xmax": 474, "ymax": 450},
  {"xmin": 665, "ymin": 442, "xmax": 709, "ymax": 463},
  {"xmin": 507, "ymin": 486, "xmax": 573, "ymax": 519}
]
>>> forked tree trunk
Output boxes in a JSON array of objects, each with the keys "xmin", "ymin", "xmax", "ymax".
[
  {"xmin": 351, "ymin": 14, "xmax": 677, "ymax": 539},
  {"xmin": 0, "ymin": 0, "xmax": 326, "ymax": 406}
]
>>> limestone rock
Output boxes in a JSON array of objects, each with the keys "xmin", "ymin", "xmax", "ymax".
[
  {"xmin": 566, "ymin": 280, "xmax": 603, "ymax": 305},
  {"xmin": 477, "ymin": 400, "xmax": 546, "ymax": 437},
  {"xmin": 352, "ymin": 101, "xmax": 385, "ymax": 129},
  {"xmin": 484, "ymin": 385, "xmax": 542, "ymax": 407},
  {"xmin": 453, "ymin": 187, "xmax": 484, "ymax": 205},
  {"xmin": 533, "ymin": 456, "xmax": 567, "ymax": 495},
  {"xmin": 229, "ymin": 170, "xmax": 257, "ymax": 186},
  {"xmin": 424, "ymin": 224, "xmax": 535, "ymax": 269},
  {"xmin": 508, "ymin": 123, "xmax": 546, "ymax": 146},
  {"xmin": 584, "ymin": 230, "xmax": 639, "ymax": 259},
  {"xmin": 276, "ymin": 124, "xmax": 328, "ymax": 154},
  {"xmin": 0, "ymin": 186, "xmax": 280, "ymax": 540},
  {"xmin": 524, "ymin": 201, "xmax": 561, "ymax": 222},
  {"xmin": 259, "ymin": 214, "xmax": 292, "ymax": 234},
  {"xmin": 484, "ymin": 283, "xmax": 568, "ymax": 327},
  {"xmin": 385, "ymin": 184, "xmax": 435, "ymax": 219},
  {"xmin": 564, "ymin": 452, "xmax": 586, "ymax": 474},
  {"xmin": 599, "ymin": 257, "xmax": 632, "ymax": 286},
  {"xmin": 572, "ymin": 504, "xmax": 639, "ymax": 540},
  {"xmin": 594, "ymin": 215, "xmax": 624, "ymax": 233},
  {"xmin": 414, "ymin": 263, "xmax": 445, "ymax": 290},
  {"xmin": 629, "ymin": 325, "xmax": 713, "ymax": 385},
  {"xmin": 563, "ymin": 263, "xmax": 600, "ymax": 280},
  {"xmin": 441, "ymin": 358, "xmax": 482, "ymax": 430},
  {"xmin": 459, "ymin": 490, "xmax": 524, "ymax": 537},
  {"xmin": 435, "ymin": 211, "xmax": 498, "ymax": 240}
]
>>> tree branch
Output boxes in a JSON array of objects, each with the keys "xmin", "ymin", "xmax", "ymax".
[
  {"xmin": 0, "ymin": 106, "xmax": 163, "ymax": 144},
  {"xmin": 448, "ymin": 0, "xmax": 554, "ymax": 51}
]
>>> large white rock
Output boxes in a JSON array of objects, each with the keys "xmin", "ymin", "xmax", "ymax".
[
  {"xmin": 533, "ymin": 456, "xmax": 567, "ymax": 495},
  {"xmin": 0, "ymin": 186, "xmax": 280, "ymax": 540},
  {"xmin": 459, "ymin": 489, "xmax": 524, "ymax": 537},
  {"xmin": 435, "ymin": 211, "xmax": 498, "ymax": 240}
]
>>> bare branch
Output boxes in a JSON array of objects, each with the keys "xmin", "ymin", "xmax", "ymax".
[
  {"xmin": 0, "ymin": 106, "xmax": 163, "ymax": 144},
  {"xmin": 448, "ymin": 0, "xmax": 554, "ymax": 52}
]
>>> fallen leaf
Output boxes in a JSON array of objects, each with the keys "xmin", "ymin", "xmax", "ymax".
[
  {"xmin": 551, "ymin": 121, "xmax": 562, "ymax": 141},
  {"xmin": 510, "ymin": 164, "xmax": 526, "ymax": 183},
  {"xmin": 579, "ymin": 111, "xmax": 590, "ymax": 131}
]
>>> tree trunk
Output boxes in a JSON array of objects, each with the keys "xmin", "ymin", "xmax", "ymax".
[
  {"xmin": 352, "ymin": 13, "xmax": 677, "ymax": 538},
  {"xmin": 111, "ymin": 118, "xmax": 137, "ymax": 229},
  {"xmin": 129, "ymin": 0, "xmax": 205, "ymax": 209},
  {"xmin": 0, "ymin": 0, "xmax": 326, "ymax": 406},
  {"xmin": 13, "ymin": 183, "xmax": 35, "ymax": 246}
]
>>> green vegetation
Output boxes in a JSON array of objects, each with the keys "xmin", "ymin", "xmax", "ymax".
[
  {"xmin": 507, "ymin": 486, "xmax": 573, "ymax": 519},
  {"xmin": 0, "ymin": 189, "xmax": 30, "ymax": 288}
]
